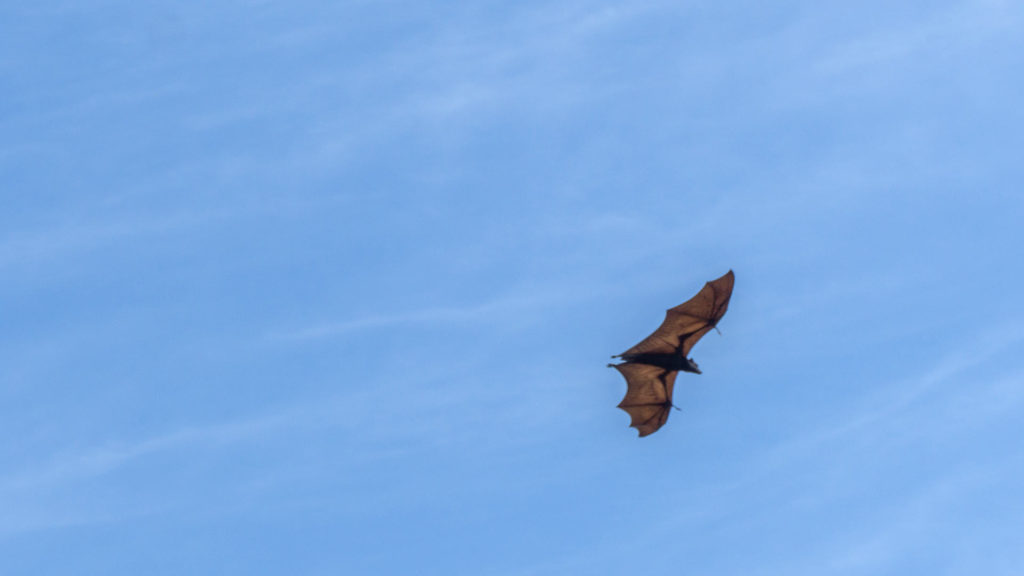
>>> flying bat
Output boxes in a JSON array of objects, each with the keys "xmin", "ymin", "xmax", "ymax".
[{"xmin": 609, "ymin": 270, "xmax": 734, "ymax": 437}]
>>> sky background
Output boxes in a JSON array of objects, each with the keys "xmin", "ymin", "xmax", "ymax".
[{"xmin": 3, "ymin": 0, "xmax": 1024, "ymax": 574}]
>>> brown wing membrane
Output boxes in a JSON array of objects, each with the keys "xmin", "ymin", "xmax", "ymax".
[
  {"xmin": 621, "ymin": 270, "xmax": 734, "ymax": 358},
  {"xmin": 612, "ymin": 363, "xmax": 678, "ymax": 437}
]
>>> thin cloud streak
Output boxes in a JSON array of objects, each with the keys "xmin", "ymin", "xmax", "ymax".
[
  {"xmin": 753, "ymin": 322, "xmax": 1024, "ymax": 476},
  {"xmin": 815, "ymin": 0, "xmax": 1021, "ymax": 76},
  {"xmin": 0, "ymin": 215, "xmax": 197, "ymax": 270},
  {"xmin": 266, "ymin": 288, "xmax": 580, "ymax": 341},
  {"xmin": 0, "ymin": 411, "xmax": 290, "ymax": 495},
  {"xmin": 0, "ymin": 416, "xmax": 283, "ymax": 537}
]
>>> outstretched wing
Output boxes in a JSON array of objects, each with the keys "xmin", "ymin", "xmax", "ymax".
[
  {"xmin": 611, "ymin": 363, "xmax": 678, "ymax": 437},
  {"xmin": 621, "ymin": 270, "xmax": 734, "ymax": 358}
]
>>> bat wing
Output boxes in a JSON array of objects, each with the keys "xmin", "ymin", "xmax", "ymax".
[
  {"xmin": 611, "ymin": 363, "xmax": 678, "ymax": 437},
  {"xmin": 621, "ymin": 270, "xmax": 734, "ymax": 357}
]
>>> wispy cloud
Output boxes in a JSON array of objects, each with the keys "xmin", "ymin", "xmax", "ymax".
[
  {"xmin": 816, "ymin": 0, "xmax": 1022, "ymax": 76},
  {"xmin": 266, "ymin": 302, "xmax": 508, "ymax": 341},
  {"xmin": 0, "ymin": 411, "xmax": 293, "ymax": 497},
  {"xmin": 0, "ymin": 394, "xmax": 369, "ymax": 538},
  {"xmin": 753, "ymin": 322, "xmax": 1024, "ymax": 474},
  {"xmin": 0, "ymin": 214, "xmax": 196, "ymax": 271},
  {"xmin": 265, "ymin": 288, "xmax": 578, "ymax": 341},
  {"xmin": 800, "ymin": 470, "xmax": 991, "ymax": 575}
]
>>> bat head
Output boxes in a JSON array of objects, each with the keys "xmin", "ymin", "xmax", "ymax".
[{"xmin": 687, "ymin": 357, "xmax": 702, "ymax": 374}]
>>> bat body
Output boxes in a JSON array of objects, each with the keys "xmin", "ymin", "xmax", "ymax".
[
  {"xmin": 614, "ymin": 353, "xmax": 701, "ymax": 374},
  {"xmin": 609, "ymin": 270, "xmax": 734, "ymax": 437}
]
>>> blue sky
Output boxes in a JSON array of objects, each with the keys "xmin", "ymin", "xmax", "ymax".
[{"xmin": 3, "ymin": 0, "xmax": 1024, "ymax": 574}]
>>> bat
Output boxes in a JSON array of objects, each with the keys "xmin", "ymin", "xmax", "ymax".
[{"xmin": 608, "ymin": 270, "xmax": 734, "ymax": 437}]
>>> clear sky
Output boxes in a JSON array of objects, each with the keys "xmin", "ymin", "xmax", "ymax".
[{"xmin": 3, "ymin": 1, "xmax": 1024, "ymax": 574}]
